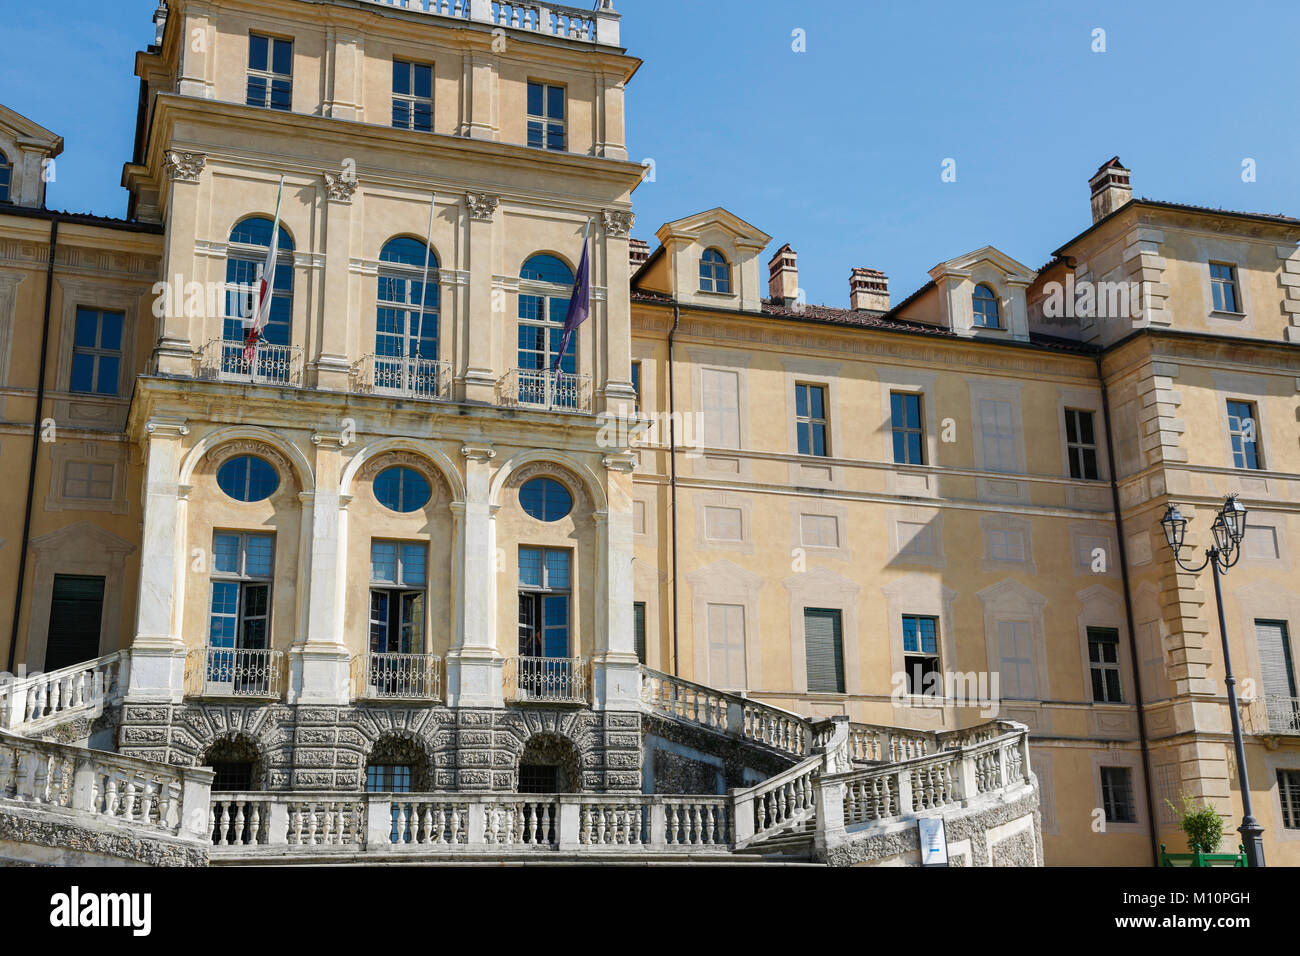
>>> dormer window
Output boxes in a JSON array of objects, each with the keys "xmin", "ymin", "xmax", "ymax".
[
  {"xmin": 972, "ymin": 283, "xmax": 1001, "ymax": 328},
  {"xmin": 0, "ymin": 149, "xmax": 11, "ymax": 203},
  {"xmin": 700, "ymin": 248, "xmax": 731, "ymax": 294}
]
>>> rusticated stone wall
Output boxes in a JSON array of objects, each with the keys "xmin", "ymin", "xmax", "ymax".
[{"xmin": 117, "ymin": 702, "xmax": 642, "ymax": 793}]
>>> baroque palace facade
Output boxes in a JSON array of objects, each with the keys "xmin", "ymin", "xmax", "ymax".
[{"xmin": 0, "ymin": 0, "xmax": 1297, "ymax": 867}]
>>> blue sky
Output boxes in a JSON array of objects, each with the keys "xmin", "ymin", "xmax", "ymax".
[{"xmin": 4, "ymin": 0, "xmax": 1297, "ymax": 307}]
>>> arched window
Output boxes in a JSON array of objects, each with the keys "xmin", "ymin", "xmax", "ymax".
[
  {"xmin": 216, "ymin": 455, "xmax": 280, "ymax": 502},
  {"xmin": 224, "ymin": 216, "xmax": 295, "ymax": 378},
  {"xmin": 0, "ymin": 149, "xmax": 11, "ymax": 203},
  {"xmin": 699, "ymin": 248, "xmax": 731, "ymax": 294},
  {"xmin": 517, "ymin": 254, "xmax": 577, "ymax": 405},
  {"xmin": 972, "ymin": 283, "xmax": 1001, "ymax": 328},
  {"xmin": 375, "ymin": 237, "xmax": 440, "ymax": 395}
]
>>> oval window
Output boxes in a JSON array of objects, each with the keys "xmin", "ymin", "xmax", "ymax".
[
  {"xmin": 519, "ymin": 477, "xmax": 573, "ymax": 522},
  {"xmin": 374, "ymin": 466, "xmax": 432, "ymax": 513},
  {"xmin": 216, "ymin": 455, "xmax": 280, "ymax": 502}
]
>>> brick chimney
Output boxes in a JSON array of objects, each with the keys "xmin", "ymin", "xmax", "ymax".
[
  {"xmin": 850, "ymin": 268, "xmax": 889, "ymax": 311},
  {"xmin": 1089, "ymin": 157, "xmax": 1132, "ymax": 223},
  {"xmin": 629, "ymin": 238, "xmax": 650, "ymax": 270},
  {"xmin": 768, "ymin": 244, "xmax": 798, "ymax": 306}
]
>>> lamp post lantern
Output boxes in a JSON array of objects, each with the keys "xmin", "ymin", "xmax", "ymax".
[{"xmin": 1159, "ymin": 494, "xmax": 1265, "ymax": 867}]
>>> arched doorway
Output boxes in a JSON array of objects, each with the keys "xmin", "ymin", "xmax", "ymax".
[{"xmin": 517, "ymin": 733, "xmax": 581, "ymax": 794}]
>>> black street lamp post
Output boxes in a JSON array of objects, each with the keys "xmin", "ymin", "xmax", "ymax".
[{"xmin": 1160, "ymin": 494, "xmax": 1265, "ymax": 867}]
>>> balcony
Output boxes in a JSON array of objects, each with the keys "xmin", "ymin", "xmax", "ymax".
[
  {"xmin": 187, "ymin": 647, "xmax": 285, "ymax": 700},
  {"xmin": 496, "ymin": 368, "xmax": 592, "ymax": 414},
  {"xmin": 353, "ymin": 354, "xmax": 452, "ymax": 402},
  {"xmin": 196, "ymin": 339, "xmax": 304, "ymax": 387},
  {"xmin": 357, "ymin": 0, "xmax": 621, "ymax": 48},
  {"xmin": 358, "ymin": 652, "xmax": 443, "ymax": 702},
  {"xmin": 506, "ymin": 656, "xmax": 589, "ymax": 704},
  {"xmin": 1263, "ymin": 695, "xmax": 1300, "ymax": 734}
]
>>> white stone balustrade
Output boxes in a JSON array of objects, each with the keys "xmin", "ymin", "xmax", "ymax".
[
  {"xmin": 732, "ymin": 754, "xmax": 820, "ymax": 847},
  {"xmin": 641, "ymin": 667, "xmax": 813, "ymax": 759},
  {"xmin": 0, "ymin": 730, "xmax": 213, "ymax": 840},
  {"xmin": 0, "ymin": 651, "xmax": 129, "ymax": 733},
  {"xmin": 357, "ymin": 0, "xmax": 621, "ymax": 47}
]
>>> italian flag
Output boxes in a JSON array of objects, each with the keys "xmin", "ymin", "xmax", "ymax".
[{"xmin": 244, "ymin": 176, "xmax": 285, "ymax": 363}]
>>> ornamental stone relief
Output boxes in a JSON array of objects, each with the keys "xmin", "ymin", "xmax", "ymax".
[
  {"xmin": 465, "ymin": 192, "xmax": 500, "ymax": 222},
  {"xmin": 504, "ymin": 461, "xmax": 590, "ymax": 512},
  {"xmin": 602, "ymin": 209, "xmax": 635, "ymax": 238},
  {"xmin": 356, "ymin": 450, "xmax": 453, "ymax": 502},
  {"xmin": 163, "ymin": 150, "xmax": 206, "ymax": 183}
]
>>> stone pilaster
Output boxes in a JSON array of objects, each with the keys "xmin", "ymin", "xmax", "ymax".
[
  {"xmin": 461, "ymin": 194, "xmax": 499, "ymax": 403},
  {"xmin": 591, "ymin": 453, "xmax": 641, "ymax": 712},
  {"xmin": 126, "ymin": 418, "xmax": 190, "ymax": 702},
  {"xmin": 287, "ymin": 434, "xmax": 351, "ymax": 705},
  {"xmin": 445, "ymin": 443, "xmax": 503, "ymax": 708},
  {"xmin": 314, "ymin": 170, "xmax": 358, "ymax": 390}
]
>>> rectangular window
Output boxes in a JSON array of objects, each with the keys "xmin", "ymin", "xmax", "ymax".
[
  {"xmin": 518, "ymin": 547, "xmax": 570, "ymax": 658},
  {"xmin": 707, "ymin": 603, "xmax": 746, "ymax": 690},
  {"xmin": 1065, "ymin": 408, "xmax": 1099, "ymax": 480},
  {"xmin": 633, "ymin": 601, "xmax": 646, "ymax": 664},
  {"xmin": 700, "ymin": 368, "xmax": 740, "ymax": 448},
  {"xmin": 527, "ymin": 81, "xmax": 566, "ymax": 151},
  {"xmin": 392, "ymin": 59, "xmax": 433, "ymax": 131},
  {"xmin": 369, "ymin": 541, "xmax": 427, "ymax": 655},
  {"xmin": 795, "ymin": 383, "xmax": 829, "ymax": 457},
  {"xmin": 890, "ymin": 392, "xmax": 924, "ymax": 465},
  {"xmin": 997, "ymin": 621, "xmax": 1036, "ymax": 700},
  {"xmin": 902, "ymin": 614, "xmax": 940, "ymax": 697},
  {"xmin": 979, "ymin": 398, "xmax": 1017, "ymax": 472},
  {"xmin": 1227, "ymin": 400, "xmax": 1261, "ymax": 470},
  {"xmin": 63, "ymin": 461, "xmax": 114, "ymax": 500},
  {"xmin": 987, "ymin": 527, "xmax": 1024, "ymax": 562},
  {"xmin": 247, "ymin": 34, "xmax": 293, "ymax": 111},
  {"xmin": 209, "ymin": 532, "xmax": 275, "ymax": 653},
  {"xmin": 1100, "ymin": 766, "xmax": 1136, "ymax": 824},
  {"xmin": 630, "ymin": 361, "xmax": 642, "ymax": 412},
  {"xmin": 1279, "ymin": 770, "xmax": 1300, "ymax": 830},
  {"xmin": 1210, "ymin": 262, "xmax": 1240, "ymax": 313},
  {"xmin": 367, "ymin": 765, "xmax": 412, "ymax": 794},
  {"xmin": 1088, "ymin": 626, "xmax": 1123, "ymax": 703},
  {"xmin": 1255, "ymin": 620, "xmax": 1297, "ymax": 704},
  {"xmin": 70, "ymin": 307, "xmax": 124, "ymax": 395},
  {"xmin": 804, "ymin": 608, "xmax": 845, "ymax": 694},
  {"xmin": 43, "ymin": 575, "xmax": 105, "ymax": 673},
  {"xmin": 704, "ymin": 506, "xmax": 743, "ymax": 542},
  {"xmin": 800, "ymin": 514, "xmax": 840, "ymax": 549}
]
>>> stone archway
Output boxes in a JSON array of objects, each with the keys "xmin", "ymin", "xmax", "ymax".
[
  {"xmin": 517, "ymin": 732, "xmax": 582, "ymax": 794},
  {"xmin": 364, "ymin": 732, "xmax": 435, "ymax": 792},
  {"xmin": 202, "ymin": 733, "xmax": 265, "ymax": 792}
]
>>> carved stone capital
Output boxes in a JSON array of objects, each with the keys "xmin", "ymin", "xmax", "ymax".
[
  {"xmin": 461, "ymin": 443, "xmax": 496, "ymax": 462},
  {"xmin": 602, "ymin": 209, "xmax": 635, "ymax": 239},
  {"xmin": 602, "ymin": 453, "xmax": 638, "ymax": 473},
  {"xmin": 163, "ymin": 151, "xmax": 206, "ymax": 183},
  {"xmin": 144, "ymin": 417, "xmax": 190, "ymax": 438},
  {"xmin": 324, "ymin": 170, "xmax": 358, "ymax": 203},
  {"xmin": 465, "ymin": 192, "xmax": 500, "ymax": 223}
]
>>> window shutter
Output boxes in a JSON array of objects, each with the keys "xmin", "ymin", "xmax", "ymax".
[
  {"xmin": 633, "ymin": 602, "xmax": 646, "ymax": 664},
  {"xmin": 804, "ymin": 608, "xmax": 845, "ymax": 694},
  {"xmin": 1256, "ymin": 620, "xmax": 1297, "ymax": 699}
]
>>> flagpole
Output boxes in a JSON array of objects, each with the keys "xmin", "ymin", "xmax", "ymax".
[
  {"xmin": 413, "ymin": 193, "xmax": 436, "ymax": 363},
  {"xmin": 247, "ymin": 175, "xmax": 285, "ymax": 380}
]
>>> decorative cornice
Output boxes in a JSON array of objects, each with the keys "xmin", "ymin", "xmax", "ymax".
[
  {"xmin": 163, "ymin": 150, "xmax": 206, "ymax": 183},
  {"xmin": 324, "ymin": 170, "xmax": 358, "ymax": 203},
  {"xmin": 602, "ymin": 209, "xmax": 634, "ymax": 239},
  {"xmin": 465, "ymin": 193, "xmax": 500, "ymax": 223}
]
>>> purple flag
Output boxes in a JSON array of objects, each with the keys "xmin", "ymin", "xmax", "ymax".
[{"xmin": 553, "ymin": 230, "xmax": 591, "ymax": 373}]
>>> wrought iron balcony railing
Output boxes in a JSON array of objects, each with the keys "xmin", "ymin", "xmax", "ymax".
[
  {"xmin": 353, "ymin": 354, "xmax": 452, "ymax": 401},
  {"xmin": 1264, "ymin": 695, "xmax": 1300, "ymax": 735},
  {"xmin": 360, "ymin": 652, "xmax": 443, "ymax": 701},
  {"xmin": 496, "ymin": 367, "xmax": 592, "ymax": 413},
  {"xmin": 189, "ymin": 647, "xmax": 285, "ymax": 700},
  {"xmin": 196, "ymin": 339, "xmax": 304, "ymax": 387},
  {"xmin": 506, "ymin": 656, "xmax": 589, "ymax": 704}
]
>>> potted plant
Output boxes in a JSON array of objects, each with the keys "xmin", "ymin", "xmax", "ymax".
[{"xmin": 1168, "ymin": 792, "xmax": 1224, "ymax": 854}]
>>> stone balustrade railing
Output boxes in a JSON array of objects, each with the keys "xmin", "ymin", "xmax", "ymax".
[
  {"xmin": 847, "ymin": 722, "xmax": 935, "ymax": 763},
  {"xmin": 641, "ymin": 667, "xmax": 813, "ymax": 759},
  {"xmin": 732, "ymin": 753, "xmax": 820, "ymax": 848},
  {"xmin": 823, "ymin": 722, "xmax": 1033, "ymax": 839},
  {"xmin": 0, "ymin": 651, "xmax": 129, "ymax": 733},
  {"xmin": 359, "ymin": 0, "xmax": 621, "ymax": 47},
  {"xmin": 0, "ymin": 730, "xmax": 213, "ymax": 840},
  {"xmin": 207, "ymin": 791, "xmax": 734, "ymax": 854}
]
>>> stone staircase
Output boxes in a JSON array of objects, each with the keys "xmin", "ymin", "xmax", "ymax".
[{"xmin": 1, "ymin": 655, "xmax": 1041, "ymax": 866}]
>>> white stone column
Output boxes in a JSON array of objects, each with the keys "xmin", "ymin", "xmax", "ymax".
[
  {"xmin": 126, "ymin": 418, "xmax": 191, "ymax": 702},
  {"xmin": 287, "ymin": 435, "xmax": 352, "ymax": 705},
  {"xmin": 445, "ymin": 443, "xmax": 503, "ymax": 707},
  {"xmin": 591, "ymin": 453, "xmax": 641, "ymax": 711}
]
